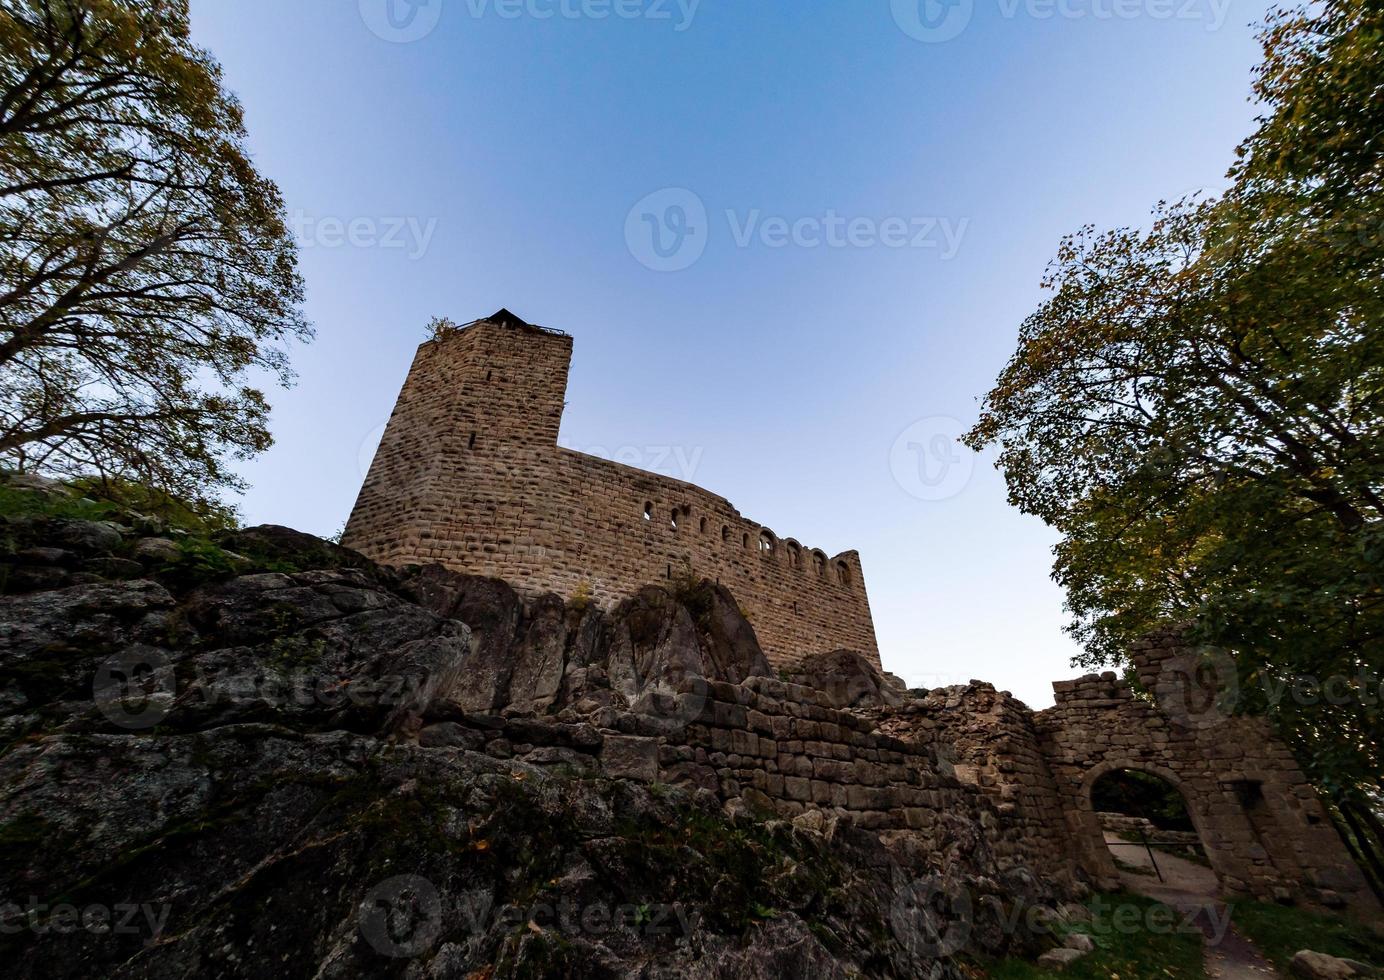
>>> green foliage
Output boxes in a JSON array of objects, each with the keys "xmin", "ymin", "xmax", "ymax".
[
  {"xmin": 0, "ymin": 811, "xmax": 59, "ymax": 847},
  {"xmin": 669, "ymin": 559, "xmax": 701, "ymax": 605},
  {"xmin": 1090, "ymin": 770, "xmax": 1194, "ymax": 833},
  {"xmin": 978, "ymin": 893, "xmax": 1206, "ymax": 980},
  {"xmin": 0, "ymin": 0, "xmax": 310, "ymax": 502},
  {"xmin": 159, "ymin": 535, "xmax": 240, "ymax": 588},
  {"xmin": 568, "ymin": 579, "xmax": 593, "ymax": 613},
  {"xmin": 1226, "ymin": 900, "xmax": 1384, "ymax": 975},
  {"xmin": 426, "ymin": 315, "xmax": 465, "ymax": 341},
  {"xmin": 67, "ymin": 475, "xmax": 238, "ymax": 534},
  {"xmin": 965, "ymin": 1, "xmax": 1384, "ymax": 802},
  {"xmin": 0, "ymin": 481, "xmax": 115, "ymax": 523}
]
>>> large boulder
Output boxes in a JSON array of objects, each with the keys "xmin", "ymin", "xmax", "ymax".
[
  {"xmin": 784, "ymin": 649, "xmax": 904, "ymax": 709},
  {"xmin": 677, "ymin": 580, "xmax": 772, "ymax": 684},
  {"xmin": 606, "ymin": 587, "xmax": 706, "ymax": 697},
  {"xmin": 172, "ymin": 568, "xmax": 472, "ymax": 734},
  {"xmin": 399, "ymin": 566, "xmax": 523, "ymax": 713},
  {"xmin": 0, "ymin": 502, "xmax": 1069, "ymax": 979},
  {"xmin": 1291, "ymin": 950, "xmax": 1375, "ymax": 980},
  {"xmin": 217, "ymin": 524, "xmax": 378, "ymax": 574},
  {"xmin": 506, "ymin": 593, "xmax": 568, "ymax": 715}
]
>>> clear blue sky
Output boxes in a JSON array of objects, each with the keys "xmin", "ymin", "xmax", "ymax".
[{"xmin": 190, "ymin": 0, "xmax": 1263, "ymax": 708}]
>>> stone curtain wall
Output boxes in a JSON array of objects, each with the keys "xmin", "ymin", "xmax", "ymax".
[
  {"xmin": 343, "ymin": 316, "xmax": 881, "ymax": 668},
  {"xmin": 870, "ymin": 684, "xmax": 1080, "ymax": 884},
  {"xmin": 663, "ymin": 675, "xmax": 962, "ymax": 834},
  {"xmin": 419, "ymin": 672, "xmax": 1077, "ymax": 886},
  {"xmin": 1034, "ymin": 632, "xmax": 1378, "ymax": 914}
]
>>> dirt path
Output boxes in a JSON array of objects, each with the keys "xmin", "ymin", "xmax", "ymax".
[{"xmin": 1103, "ymin": 833, "xmax": 1279, "ymax": 979}]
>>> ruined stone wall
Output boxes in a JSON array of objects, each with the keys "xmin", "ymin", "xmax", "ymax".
[
  {"xmin": 420, "ymin": 671, "xmax": 1076, "ymax": 885},
  {"xmin": 870, "ymin": 684, "xmax": 1079, "ymax": 883},
  {"xmin": 660, "ymin": 675, "xmax": 949, "ymax": 833},
  {"xmin": 1096, "ymin": 813, "xmax": 1199, "ymax": 845},
  {"xmin": 1034, "ymin": 633, "xmax": 1378, "ymax": 913},
  {"xmin": 343, "ymin": 316, "xmax": 881, "ymax": 668}
]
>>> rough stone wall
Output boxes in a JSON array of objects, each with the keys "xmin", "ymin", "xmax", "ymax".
[
  {"xmin": 660, "ymin": 675, "xmax": 957, "ymax": 834},
  {"xmin": 421, "ymin": 671, "xmax": 1074, "ymax": 886},
  {"xmin": 1096, "ymin": 813, "xmax": 1200, "ymax": 846},
  {"xmin": 869, "ymin": 683, "xmax": 1079, "ymax": 884},
  {"xmin": 1034, "ymin": 632, "xmax": 1378, "ymax": 914},
  {"xmin": 343, "ymin": 315, "xmax": 881, "ymax": 668}
]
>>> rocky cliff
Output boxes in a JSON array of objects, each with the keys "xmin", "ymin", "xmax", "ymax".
[{"xmin": 0, "ymin": 485, "xmax": 1078, "ymax": 978}]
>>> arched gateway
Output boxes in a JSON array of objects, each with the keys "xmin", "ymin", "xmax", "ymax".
[{"xmin": 1034, "ymin": 631, "xmax": 1375, "ymax": 910}]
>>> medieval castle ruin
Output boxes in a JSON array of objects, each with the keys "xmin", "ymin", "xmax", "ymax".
[
  {"xmin": 343, "ymin": 310, "xmax": 879, "ymax": 668},
  {"xmin": 343, "ymin": 311, "xmax": 1380, "ymax": 920}
]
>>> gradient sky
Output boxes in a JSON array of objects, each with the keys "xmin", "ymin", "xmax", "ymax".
[{"xmin": 189, "ymin": 0, "xmax": 1264, "ymax": 708}]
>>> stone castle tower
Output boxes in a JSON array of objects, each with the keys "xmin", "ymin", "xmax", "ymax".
[{"xmin": 342, "ymin": 310, "xmax": 881, "ymax": 668}]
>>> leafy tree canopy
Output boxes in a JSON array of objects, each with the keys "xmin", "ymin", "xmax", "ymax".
[
  {"xmin": 966, "ymin": 0, "xmax": 1383, "ymax": 801},
  {"xmin": 0, "ymin": 0, "xmax": 309, "ymax": 510}
]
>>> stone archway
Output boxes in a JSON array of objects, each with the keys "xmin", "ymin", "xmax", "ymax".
[
  {"xmin": 1035, "ymin": 642, "xmax": 1379, "ymax": 913},
  {"xmin": 1075, "ymin": 761, "xmax": 1231, "ymax": 897}
]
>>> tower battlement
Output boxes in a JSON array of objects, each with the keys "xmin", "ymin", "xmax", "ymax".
[{"xmin": 343, "ymin": 310, "xmax": 881, "ymax": 668}]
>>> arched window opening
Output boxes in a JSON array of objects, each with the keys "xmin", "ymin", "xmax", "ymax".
[
  {"xmin": 643, "ymin": 502, "xmax": 653, "ymax": 522},
  {"xmin": 699, "ymin": 517, "xmax": 707, "ymax": 534},
  {"xmin": 787, "ymin": 542, "xmax": 802, "ymax": 568},
  {"xmin": 743, "ymin": 533, "xmax": 750, "ymax": 549},
  {"xmin": 812, "ymin": 551, "xmax": 827, "ymax": 577},
  {"xmin": 758, "ymin": 531, "xmax": 776, "ymax": 555},
  {"xmin": 836, "ymin": 562, "xmax": 851, "ymax": 587},
  {"xmin": 722, "ymin": 525, "xmax": 731, "ymax": 542},
  {"xmin": 671, "ymin": 509, "xmax": 679, "ymax": 530}
]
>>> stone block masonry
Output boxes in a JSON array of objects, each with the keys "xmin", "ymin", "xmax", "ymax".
[
  {"xmin": 343, "ymin": 310, "xmax": 881, "ymax": 668},
  {"xmin": 1034, "ymin": 632, "xmax": 1377, "ymax": 910}
]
